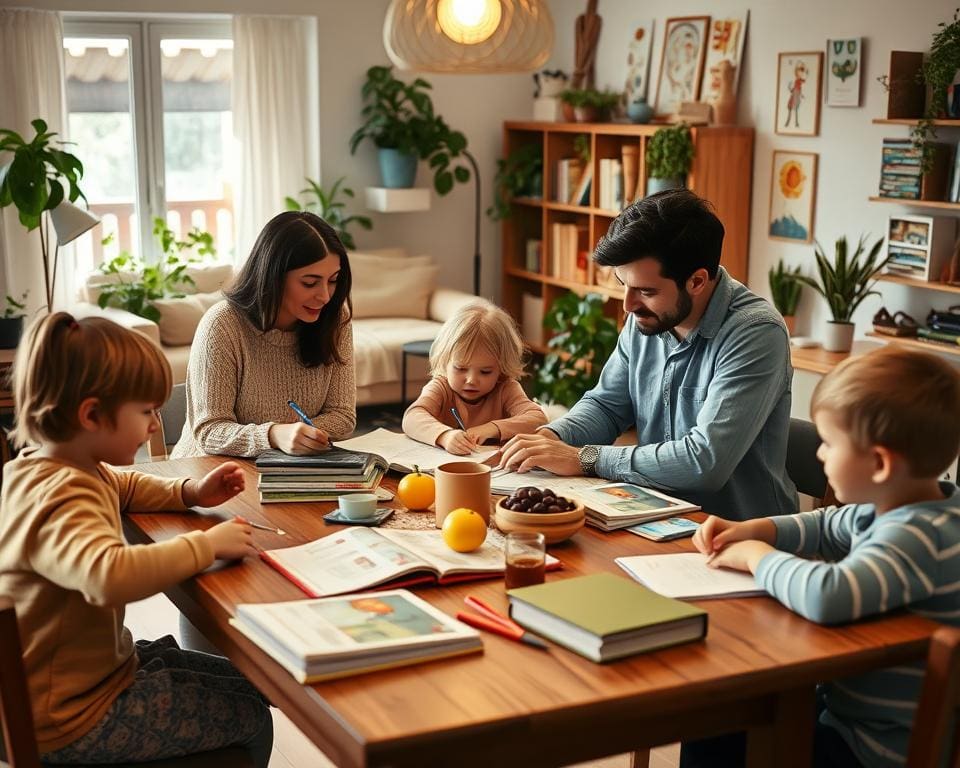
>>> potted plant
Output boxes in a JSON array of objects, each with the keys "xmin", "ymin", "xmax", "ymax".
[
  {"xmin": 0, "ymin": 291, "xmax": 27, "ymax": 349},
  {"xmin": 532, "ymin": 292, "xmax": 618, "ymax": 409},
  {"xmin": 912, "ymin": 10, "xmax": 960, "ymax": 173},
  {"xmin": 794, "ymin": 235, "xmax": 888, "ymax": 352},
  {"xmin": 560, "ymin": 88, "xmax": 620, "ymax": 123},
  {"xmin": 768, "ymin": 260, "xmax": 803, "ymax": 336},
  {"xmin": 350, "ymin": 66, "xmax": 472, "ymax": 193},
  {"xmin": 646, "ymin": 123, "xmax": 694, "ymax": 195},
  {"xmin": 0, "ymin": 119, "xmax": 91, "ymax": 312},
  {"xmin": 285, "ymin": 177, "xmax": 372, "ymax": 250},
  {"xmin": 487, "ymin": 144, "xmax": 543, "ymax": 221}
]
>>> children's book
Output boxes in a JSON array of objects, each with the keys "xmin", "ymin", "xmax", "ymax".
[
  {"xmin": 334, "ymin": 428, "xmax": 498, "ymax": 473},
  {"xmin": 261, "ymin": 527, "xmax": 561, "ymax": 598},
  {"xmin": 615, "ymin": 552, "xmax": 766, "ymax": 600},
  {"xmin": 627, "ymin": 517, "xmax": 700, "ymax": 541},
  {"xmin": 230, "ymin": 589, "xmax": 483, "ymax": 683},
  {"xmin": 570, "ymin": 483, "xmax": 700, "ymax": 531}
]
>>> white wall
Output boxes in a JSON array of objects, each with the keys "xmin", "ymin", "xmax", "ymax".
[{"xmin": 546, "ymin": 0, "xmax": 959, "ymax": 343}]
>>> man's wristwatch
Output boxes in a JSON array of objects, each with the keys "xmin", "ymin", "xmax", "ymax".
[{"xmin": 578, "ymin": 445, "xmax": 600, "ymax": 476}]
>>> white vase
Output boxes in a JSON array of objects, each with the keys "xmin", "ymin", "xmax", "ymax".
[{"xmin": 822, "ymin": 321, "xmax": 855, "ymax": 352}]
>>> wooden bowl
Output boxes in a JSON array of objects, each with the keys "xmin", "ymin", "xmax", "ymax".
[{"xmin": 493, "ymin": 498, "xmax": 585, "ymax": 544}]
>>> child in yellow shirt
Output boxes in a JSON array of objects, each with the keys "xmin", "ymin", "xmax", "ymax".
[
  {"xmin": 402, "ymin": 299, "xmax": 546, "ymax": 454},
  {"xmin": 0, "ymin": 312, "xmax": 272, "ymax": 766}
]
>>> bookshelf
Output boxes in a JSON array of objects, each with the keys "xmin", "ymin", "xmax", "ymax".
[
  {"xmin": 499, "ymin": 121, "xmax": 754, "ymax": 348},
  {"xmin": 866, "ymin": 331, "xmax": 960, "ymax": 358}
]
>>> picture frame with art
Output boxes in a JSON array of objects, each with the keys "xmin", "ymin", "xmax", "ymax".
[
  {"xmin": 826, "ymin": 38, "xmax": 862, "ymax": 107},
  {"xmin": 623, "ymin": 21, "xmax": 655, "ymax": 107},
  {"xmin": 700, "ymin": 12, "xmax": 750, "ymax": 103},
  {"xmin": 653, "ymin": 16, "xmax": 711, "ymax": 117},
  {"xmin": 769, "ymin": 150, "xmax": 818, "ymax": 243},
  {"xmin": 775, "ymin": 51, "xmax": 823, "ymax": 136}
]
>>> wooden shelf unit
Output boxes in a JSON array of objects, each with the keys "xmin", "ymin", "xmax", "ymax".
[
  {"xmin": 865, "ymin": 331, "xmax": 960, "ymax": 358},
  {"xmin": 500, "ymin": 121, "xmax": 754, "ymax": 348},
  {"xmin": 875, "ymin": 273, "xmax": 960, "ymax": 294},
  {"xmin": 872, "ymin": 118, "xmax": 960, "ymax": 127},
  {"xmin": 870, "ymin": 195, "xmax": 960, "ymax": 211}
]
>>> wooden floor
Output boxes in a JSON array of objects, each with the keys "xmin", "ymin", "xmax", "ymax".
[{"xmin": 125, "ymin": 593, "xmax": 680, "ymax": 768}]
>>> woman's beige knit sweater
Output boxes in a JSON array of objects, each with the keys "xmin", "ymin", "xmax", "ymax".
[{"xmin": 170, "ymin": 300, "xmax": 356, "ymax": 458}]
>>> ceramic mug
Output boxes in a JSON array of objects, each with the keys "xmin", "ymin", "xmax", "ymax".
[
  {"xmin": 434, "ymin": 461, "xmax": 492, "ymax": 528},
  {"xmin": 338, "ymin": 493, "xmax": 378, "ymax": 520}
]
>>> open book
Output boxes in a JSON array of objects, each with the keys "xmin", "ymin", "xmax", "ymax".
[
  {"xmin": 334, "ymin": 428, "xmax": 498, "ymax": 473},
  {"xmin": 615, "ymin": 553, "xmax": 766, "ymax": 600},
  {"xmin": 230, "ymin": 589, "xmax": 482, "ymax": 683},
  {"xmin": 489, "ymin": 467, "xmax": 610, "ymax": 496},
  {"xmin": 570, "ymin": 483, "xmax": 700, "ymax": 531},
  {"xmin": 261, "ymin": 527, "xmax": 561, "ymax": 598}
]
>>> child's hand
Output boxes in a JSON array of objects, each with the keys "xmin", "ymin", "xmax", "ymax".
[
  {"xmin": 438, "ymin": 429, "xmax": 478, "ymax": 455},
  {"xmin": 184, "ymin": 462, "xmax": 246, "ymax": 508},
  {"xmin": 205, "ymin": 518, "xmax": 257, "ymax": 561},
  {"xmin": 269, "ymin": 422, "xmax": 329, "ymax": 455},
  {"xmin": 693, "ymin": 516, "xmax": 778, "ymax": 555},
  {"xmin": 465, "ymin": 422, "xmax": 500, "ymax": 446},
  {"xmin": 706, "ymin": 540, "xmax": 774, "ymax": 575}
]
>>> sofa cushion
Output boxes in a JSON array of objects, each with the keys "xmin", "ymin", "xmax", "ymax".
[
  {"xmin": 352, "ymin": 317, "xmax": 443, "ymax": 388},
  {"xmin": 151, "ymin": 291, "xmax": 224, "ymax": 346},
  {"xmin": 349, "ymin": 247, "xmax": 409, "ymax": 260},
  {"xmin": 350, "ymin": 253, "xmax": 439, "ymax": 319}
]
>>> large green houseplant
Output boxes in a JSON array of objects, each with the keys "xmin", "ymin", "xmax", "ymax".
[
  {"xmin": 0, "ymin": 118, "xmax": 88, "ymax": 311},
  {"xmin": 646, "ymin": 123, "xmax": 694, "ymax": 195},
  {"xmin": 768, "ymin": 259, "xmax": 803, "ymax": 335},
  {"xmin": 487, "ymin": 144, "xmax": 543, "ymax": 221},
  {"xmin": 285, "ymin": 177, "xmax": 372, "ymax": 250},
  {"xmin": 794, "ymin": 235, "xmax": 888, "ymax": 352},
  {"xmin": 350, "ymin": 66, "xmax": 473, "ymax": 194},
  {"xmin": 533, "ymin": 292, "xmax": 618, "ymax": 408}
]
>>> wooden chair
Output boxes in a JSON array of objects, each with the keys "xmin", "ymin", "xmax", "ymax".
[
  {"xmin": 786, "ymin": 418, "xmax": 837, "ymax": 507},
  {"xmin": 907, "ymin": 626, "xmax": 960, "ymax": 768},
  {"xmin": 0, "ymin": 597, "xmax": 254, "ymax": 768},
  {"xmin": 148, "ymin": 383, "xmax": 187, "ymax": 461}
]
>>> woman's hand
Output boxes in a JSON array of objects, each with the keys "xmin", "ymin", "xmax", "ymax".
[
  {"xmin": 465, "ymin": 422, "xmax": 500, "ymax": 446},
  {"xmin": 269, "ymin": 422, "xmax": 330, "ymax": 455},
  {"xmin": 693, "ymin": 516, "xmax": 777, "ymax": 555},
  {"xmin": 205, "ymin": 518, "xmax": 257, "ymax": 560},
  {"xmin": 183, "ymin": 462, "xmax": 245, "ymax": 508},
  {"xmin": 438, "ymin": 429, "xmax": 478, "ymax": 455}
]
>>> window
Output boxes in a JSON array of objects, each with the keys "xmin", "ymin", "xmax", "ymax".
[{"xmin": 63, "ymin": 18, "xmax": 236, "ymax": 273}]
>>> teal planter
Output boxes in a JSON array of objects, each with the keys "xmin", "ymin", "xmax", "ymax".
[
  {"xmin": 378, "ymin": 148, "xmax": 418, "ymax": 188},
  {"xmin": 627, "ymin": 99, "xmax": 654, "ymax": 124},
  {"xmin": 646, "ymin": 176, "xmax": 683, "ymax": 195}
]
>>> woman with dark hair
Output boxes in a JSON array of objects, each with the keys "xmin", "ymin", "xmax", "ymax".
[{"xmin": 171, "ymin": 211, "xmax": 356, "ymax": 458}]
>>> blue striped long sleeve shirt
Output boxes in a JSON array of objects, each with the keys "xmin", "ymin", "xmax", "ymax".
[{"xmin": 755, "ymin": 483, "xmax": 960, "ymax": 767}]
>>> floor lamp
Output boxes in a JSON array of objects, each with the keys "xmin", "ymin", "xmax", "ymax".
[{"xmin": 463, "ymin": 149, "xmax": 481, "ymax": 296}]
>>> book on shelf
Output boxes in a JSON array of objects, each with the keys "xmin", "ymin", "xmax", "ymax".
[
  {"xmin": 555, "ymin": 157, "xmax": 584, "ymax": 203},
  {"xmin": 571, "ymin": 163, "xmax": 593, "ymax": 206},
  {"xmin": 918, "ymin": 327, "xmax": 960, "ymax": 345},
  {"xmin": 521, "ymin": 293, "xmax": 545, "ymax": 347},
  {"xmin": 598, "ymin": 158, "xmax": 623, "ymax": 212},
  {"xmin": 507, "ymin": 572, "xmax": 707, "ymax": 663},
  {"xmin": 333, "ymin": 428, "xmax": 498, "ymax": 473},
  {"xmin": 261, "ymin": 526, "xmax": 561, "ymax": 598},
  {"xmin": 230, "ymin": 589, "xmax": 483, "ymax": 683},
  {"xmin": 568, "ymin": 482, "xmax": 700, "ymax": 532},
  {"xmin": 615, "ymin": 552, "xmax": 766, "ymax": 600},
  {"xmin": 525, "ymin": 238, "xmax": 542, "ymax": 272}
]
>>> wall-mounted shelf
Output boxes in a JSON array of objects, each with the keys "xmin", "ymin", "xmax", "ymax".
[
  {"xmin": 875, "ymin": 274, "xmax": 960, "ymax": 294},
  {"xmin": 865, "ymin": 331, "xmax": 960, "ymax": 358},
  {"xmin": 872, "ymin": 118, "xmax": 960, "ymax": 127},
  {"xmin": 365, "ymin": 187, "xmax": 430, "ymax": 213},
  {"xmin": 790, "ymin": 340, "xmax": 881, "ymax": 375},
  {"xmin": 869, "ymin": 196, "xmax": 960, "ymax": 211}
]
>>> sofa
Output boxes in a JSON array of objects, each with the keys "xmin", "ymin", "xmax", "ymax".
[{"xmin": 73, "ymin": 248, "xmax": 476, "ymax": 406}]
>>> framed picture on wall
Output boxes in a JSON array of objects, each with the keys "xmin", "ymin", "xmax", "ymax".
[
  {"xmin": 653, "ymin": 16, "xmax": 711, "ymax": 117},
  {"xmin": 775, "ymin": 51, "xmax": 823, "ymax": 136},
  {"xmin": 825, "ymin": 38, "xmax": 863, "ymax": 107},
  {"xmin": 769, "ymin": 150, "xmax": 818, "ymax": 243},
  {"xmin": 700, "ymin": 12, "xmax": 750, "ymax": 103},
  {"xmin": 623, "ymin": 21, "xmax": 655, "ymax": 106}
]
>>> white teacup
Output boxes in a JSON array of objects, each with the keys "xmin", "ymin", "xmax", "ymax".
[{"xmin": 338, "ymin": 493, "xmax": 378, "ymax": 520}]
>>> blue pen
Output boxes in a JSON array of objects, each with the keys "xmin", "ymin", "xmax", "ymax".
[
  {"xmin": 450, "ymin": 407, "xmax": 468, "ymax": 432},
  {"xmin": 287, "ymin": 400, "xmax": 314, "ymax": 426}
]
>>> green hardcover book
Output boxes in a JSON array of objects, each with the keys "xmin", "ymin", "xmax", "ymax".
[{"xmin": 507, "ymin": 573, "xmax": 707, "ymax": 663}]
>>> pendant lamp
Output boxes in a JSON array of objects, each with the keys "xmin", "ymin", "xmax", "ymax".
[{"xmin": 384, "ymin": 0, "xmax": 554, "ymax": 74}]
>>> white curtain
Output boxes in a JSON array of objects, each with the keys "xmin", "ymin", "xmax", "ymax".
[
  {"xmin": 0, "ymin": 9, "xmax": 69, "ymax": 315},
  {"xmin": 232, "ymin": 15, "xmax": 319, "ymax": 265}
]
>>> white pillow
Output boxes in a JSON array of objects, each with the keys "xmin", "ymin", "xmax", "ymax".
[
  {"xmin": 151, "ymin": 292, "xmax": 223, "ymax": 346},
  {"xmin": 349, "ymin": 253, "xmax": 439, "ymax": 319}
]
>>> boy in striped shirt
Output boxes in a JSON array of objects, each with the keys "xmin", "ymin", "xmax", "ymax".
[{"xmin": 683, "ymin": 346, "xmax": 960, "ymax": 768}]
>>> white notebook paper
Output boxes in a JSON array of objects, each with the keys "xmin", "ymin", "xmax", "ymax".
[{"xmin": 615, "ymin": 552, "xmax": 766, "ymax": 600}]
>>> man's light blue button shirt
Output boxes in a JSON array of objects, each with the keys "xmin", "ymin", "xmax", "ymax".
[{"xmin": 547, "ymin": 268, "xmax": 798, "ymax": 520}]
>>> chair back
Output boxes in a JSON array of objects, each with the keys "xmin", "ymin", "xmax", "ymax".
[
  {"xmin": 149, "ymin": 383, "xmax": 187, "ymax": 460},
  {"xmin": 786, "ymin": 418, "xmax": 835, "ymax": 506},
  {"xmin": 907, "ymin": 626, "xmax": 960, "ymax": 768},
  {"xmin": 0, "ymin": 597, "xmax": 42, "ymax": 768}
]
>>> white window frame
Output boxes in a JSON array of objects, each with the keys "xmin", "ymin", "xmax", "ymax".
[{"xmin": 63, "ymin": 15, "xmax": 231, "ymax": 262}]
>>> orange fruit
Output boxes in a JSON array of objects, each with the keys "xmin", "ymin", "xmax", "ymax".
[
  {"xmin": 441, "ymin": 507, "xmax": 487, "ymax": 553},
  {"xmin": 397, "ymin": 466, "xmax": 435, "ymax": 510}
]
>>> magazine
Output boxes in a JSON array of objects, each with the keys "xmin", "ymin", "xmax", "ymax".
[
  {"xmin": 569, "ymin": 483, "xmax": 700, "ymax": 531},
  {"xmin": 334, "ymin": 428, "xmax": 498, "ymax": 473},
  {"xmin": 230, "ymin": 589, "xmax": 483, "ymax": 682},
  {"xmin": 261, "ymin": 527, "xmax": 561, "ymax": 598}
]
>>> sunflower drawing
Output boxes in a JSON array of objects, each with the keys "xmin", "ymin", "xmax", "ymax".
[{"xmin": 778, "ymin": 160, "xmax": 806, "ymax": 199}]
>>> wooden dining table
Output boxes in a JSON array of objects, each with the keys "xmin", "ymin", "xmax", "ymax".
[{"xmin": 123, "ymin": 457, "xmax": 939, "ymax": 768}]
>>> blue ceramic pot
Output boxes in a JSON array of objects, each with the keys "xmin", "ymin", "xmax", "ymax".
[
  {"xmin": 646, "ymin": 177, "xmax": 683, "ymax": 195},
  {"xmin": 627, "ymin": 99, "xmax": 654, "ymax": 124},
  {"xmin": 378, "ymin": 148, "xmax": 418, "ymax": 188}
]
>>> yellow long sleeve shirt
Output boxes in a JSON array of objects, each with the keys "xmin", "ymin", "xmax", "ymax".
[{"xmin": 0, "ymin": 453, "xmax": 215, "ymax": 752}]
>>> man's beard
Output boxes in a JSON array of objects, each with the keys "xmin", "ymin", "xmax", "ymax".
[{"xmin": 633, "ymin": 289, "xmax": 693, "ymax": 336}]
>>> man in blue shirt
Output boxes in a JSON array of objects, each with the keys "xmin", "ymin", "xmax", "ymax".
[{"xmin": 500, "ymin": 190, "xmax": 798, "ymax": 520}]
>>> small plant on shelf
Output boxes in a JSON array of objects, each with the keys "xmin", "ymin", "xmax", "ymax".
[
  {"xmin": 560, "ymin": 88, "xmax": 621, "ymax": 122},
  {"xmin": 912, "ymin": 8, "xmax": 960, "ymax": 171},
  {"xmin": 646, "ymin": 123, "xmax": 694, "ymax": 183},
  {"xmin": 285, "ymin": 176, "xmax": 372, "ymax": 250},
  {"xmin": 487, "ymin": 144, "xmax": 543, "ymax": 221},
  {"xmin": 532, "ymin": 292, "xmax": 618, "ymax": 408},
  {"xmin": 768, "ymin": 260, "xmax": 803, "ymax": 335}
]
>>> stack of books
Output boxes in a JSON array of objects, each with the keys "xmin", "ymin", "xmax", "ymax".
[
  {"xmin": 598, "ymin": 158, "xmax": 624, "ymax": 211},
  {"xmin": 555, "ymin": 157, "xmax": 584, "ymax": 203},
  {"xmin": 879, "ymin": 138, "xmax": 922, "ymax": 200},
  {"xmin": 569, "ymin": 482, "xmax": 700, "ymax": 532},
  {"xmin": 255, "ymin": 447, "xmax": 386, "ymax": 504},
  {"xmin": 919, "ymin": 308, "xmax": 960, "ymax": 347}
]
